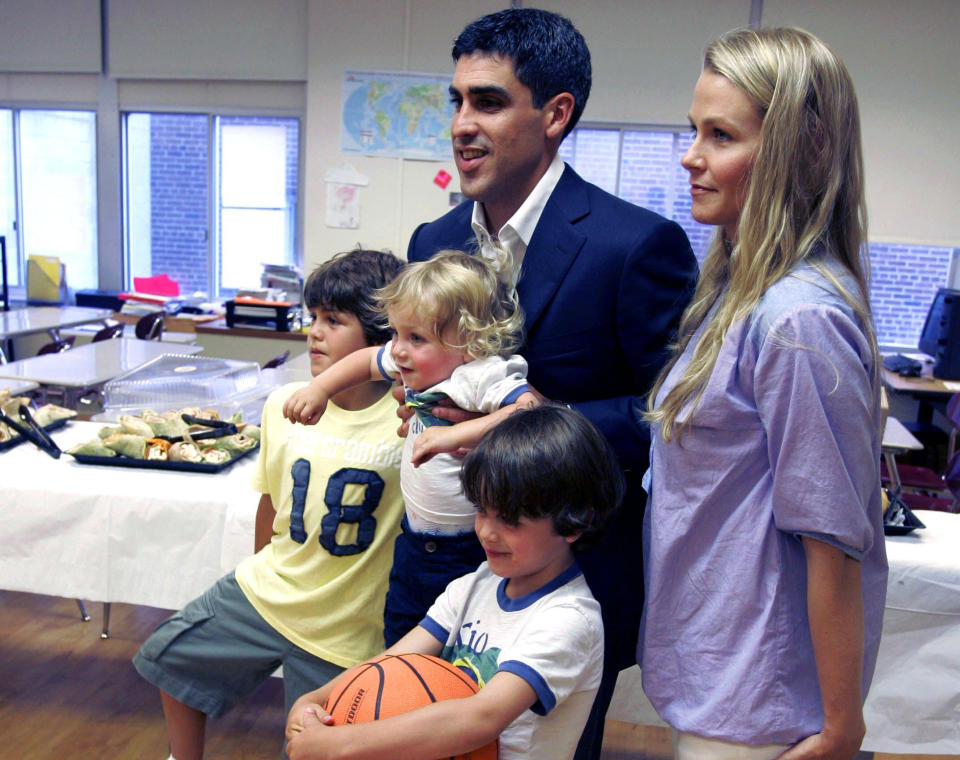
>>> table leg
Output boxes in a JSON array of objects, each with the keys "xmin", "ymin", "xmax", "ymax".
[
  {"xmin": 100, "ymin": 602, "xmax": 112, "ymax": 639},
  {"xmin": 75, "ymin": 598, "xmax": 91, "ymax": 622},
  {"xmin": 883, "ymin": 451, "xmax": 902, "ymax": 491}
]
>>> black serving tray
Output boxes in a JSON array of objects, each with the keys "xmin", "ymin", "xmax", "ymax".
[
  {"xmin": 883, "ymin": 488, "xmax": 927, "ymax": 536},
  {"xmin": 0, "ymin": 418, "xmax": 70, "ymax": 453},
  {"xmin": 884, "ymin": 509, "xmax": 926, "ymax": 536},
  {"xmin": 70, "ymin": 443, "xmax": 259, "ymax": 473}
]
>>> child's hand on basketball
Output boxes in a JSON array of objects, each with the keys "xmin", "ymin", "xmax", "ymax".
[
  {"xmin": 286, "ymin": 707, "xmax": 338, "ymax": 760},
  {"xmin": 283, "ymin": 385, "xmax": 328, "ymax": 425},
  {"xmin": 285, "ymin": 692, "xmax": 331, "ymax": 740},
  {"xmin": 411, "ymin": 425, "xmax": 469, "ymax": 466}
]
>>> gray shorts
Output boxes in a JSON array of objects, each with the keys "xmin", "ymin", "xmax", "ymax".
[{"xmin": 132, "ymin": 572, "xmax": 342, "ymax": 719}]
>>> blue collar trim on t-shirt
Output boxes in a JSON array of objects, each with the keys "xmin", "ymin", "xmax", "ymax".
[{"xmin": 496, "ymin": 562, "xmax": 581, "ymax": 611}]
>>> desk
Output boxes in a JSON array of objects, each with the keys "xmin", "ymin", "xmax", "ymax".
[
  {"xmin": 195, "ymin": 318, "xmax": 307, "ymax": 365},
  {"xmin": 881, "ymin": 416, "xmax": 923, "ymax": 490},
  {"xmin": 882, "ymin": 416, "xmax": 923, "ymax": 451},
  {"xmin": 1, "ymin": 379, "xmax": 38, "ymax": 396},
  {"xmin": 883, "ymin": 364, "xmax": 958, "ymax": 425},
  {"xmin": 0, "ymin": 420, "xmax": 258, "ymax": 611},
  {"xmin": 607, "ymin": 510, "xmax": 960, "ymax": 754},
  {"xmin": 0, "ymin": 338, "xmax": 203, "ymax": 405},
  {"xmin": 0, "ymin": 306, "xmax": 114, "ymax": 362}
]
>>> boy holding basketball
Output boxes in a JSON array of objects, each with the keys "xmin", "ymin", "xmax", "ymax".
[
  {"xmin": 286, "ymin": 405, "xmax": 624, "ymax": 760},
  {"xmin": 133, "ymin": 249, "xmax": 406, "ymax": 760}
]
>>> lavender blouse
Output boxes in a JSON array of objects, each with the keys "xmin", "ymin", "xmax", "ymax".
[{"xmin": 639, "ymin": 262, "xmax": 888, "ymax": 744}]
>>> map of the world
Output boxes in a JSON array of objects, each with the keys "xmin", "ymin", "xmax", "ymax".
[{"xmin": 341, "ymin": 70, "xmax": 454, "ymax": 160}]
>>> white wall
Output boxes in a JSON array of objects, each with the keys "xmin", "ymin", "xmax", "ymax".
[
  {"xmin": 304, "ymin": 0, "xmax": 501, "ymax": 264},
  {"xmin": 0, "ymin": 0, "xmax": 101, "ymax": 73},
  {"xmin": 763, "ymin": 0, "xmax": 960, "ymax": 247},
  {"xmin": 1, "ymin": 0, "xmax": 957, "ymax": 277},
  {"xmin": 108, "ymin": 0, "xmax": 308, "ymax": 80},
  {"xmin": 302, "ymin": 0, "xmax": 757, "ymax": 267}
]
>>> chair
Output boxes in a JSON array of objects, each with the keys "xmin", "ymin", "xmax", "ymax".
[
  {"xmin": 91, "ymin": 321, "xmax": 124, "ymax": 342},
  {"xmin": 262, "ymin": 350, "xmax": 290, "ymax": 369},
  {"xmin": 900, "ymin": 490, "xmax": 957, "ymax": 514},
  {"xmin": 884, "ymin": 394, "xmax": 960, "ymax": 499},
  {"xmin": 134, "ymin": 311, "xmax": 164, "ymax": 340},
  {"xmin": 36, "ymin": 336, "xmax": 75, "ymax": 355}
]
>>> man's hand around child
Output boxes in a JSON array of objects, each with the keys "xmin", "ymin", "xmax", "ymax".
[
  {"xmin": 392, "ymin": 382, "xmax": 481, "ymax": 437},
  {"xmin": 283, "ymin": 385, "xmax": 329, "ymax": 425},
  {"xmin": 411, "ymin": 425, "xmax": 468, "ymax": 466}
]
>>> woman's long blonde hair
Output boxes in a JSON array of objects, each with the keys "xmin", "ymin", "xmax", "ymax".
[{"xmin": 648, "ymin": 27, "xmax": 877, "ymax": 441}]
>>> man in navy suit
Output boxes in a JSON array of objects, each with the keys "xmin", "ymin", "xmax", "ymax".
[{"xmin": 407, "ymin": 9, "xmax": 698, "ymax": 759}]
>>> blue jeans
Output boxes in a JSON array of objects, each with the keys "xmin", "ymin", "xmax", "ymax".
[{"xmin": 382, "ymin": 517, "xmax": 486, "ymax": 647}]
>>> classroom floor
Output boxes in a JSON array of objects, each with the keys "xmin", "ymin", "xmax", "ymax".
[{"xmin": 0, "ymin": 590, "xmax": 951, "ymax": 760}]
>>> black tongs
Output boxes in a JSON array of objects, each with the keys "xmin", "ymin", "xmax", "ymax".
[
  {"xmin": 156, "ymin": 413, "xmax": 238, "ymax": 443},
  {"xmin": 0, "ymin": 403, "xmax": 61, "ymax": 458}
]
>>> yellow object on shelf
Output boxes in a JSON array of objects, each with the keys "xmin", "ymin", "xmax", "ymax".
[{"xmin": 27, "ymin": 255, "xmax": 67, "ymax": 303}]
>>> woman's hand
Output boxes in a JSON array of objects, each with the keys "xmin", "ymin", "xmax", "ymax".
[{"xmin": 775, "ymin": 720, "xmax": 865, "ymax": 760}]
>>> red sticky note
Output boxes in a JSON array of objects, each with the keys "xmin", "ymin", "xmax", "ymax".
[{"xmin": 433, "ymin": 170, "xmax": 451, "ymax": 189}]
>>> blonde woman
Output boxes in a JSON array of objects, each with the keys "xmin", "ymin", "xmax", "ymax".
[
  {"xmin": 640, "ymin": 28, "xmax": 887, "ymax": 760},
  {"xmin": 285, "ymin": 249, "xmax": 538, "ymax": 645}
]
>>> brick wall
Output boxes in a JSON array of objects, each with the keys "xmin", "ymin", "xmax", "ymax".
[
  {"xmin": 147, "ymin": 114, "xmax": 299, "ymax": 297},
  {"xmin": 869, "ymin": 242, "xmax": 955, "ymax": 347},
  {"xmin": 150, "ymin": 113, "xmax": 209, "ymax": 295}
]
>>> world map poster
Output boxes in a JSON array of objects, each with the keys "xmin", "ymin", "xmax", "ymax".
[{"xmin": 341, "ymin": 70, "xmax": 454, "ymax": 160}]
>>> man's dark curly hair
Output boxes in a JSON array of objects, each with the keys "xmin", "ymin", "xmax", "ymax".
[
  {"xmin": 460, "ymin": 404, "xmax": 623, "ymax": 552},
  {"xmin": 452, "ymin": 8, "xmax": 591, "ymax": 138}
]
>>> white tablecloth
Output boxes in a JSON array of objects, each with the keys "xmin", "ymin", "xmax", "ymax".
[
  {"xmin": 0, "ymin": 420, "xmax": 258, "ymax": 610},
  {"xmin": 3, "ymin": 425, "xmax": 958, "ymax": 753},
  {"xmin": 607, "ymin": 510, "xmax": 960, "ymax": 754},
  {"xmin": 862, "ymin": 509, "xmax": 960, "ymax": 752}
]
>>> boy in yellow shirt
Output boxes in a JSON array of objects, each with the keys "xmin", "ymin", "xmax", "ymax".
[{"xmin": 134, "ymin": 249, "xmax": 405, "ymax": 760}]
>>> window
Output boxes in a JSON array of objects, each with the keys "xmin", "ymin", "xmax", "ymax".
[
  {"xmin": 560, "ymin": 124, "xmax": 957, "ymax": 348},
  {"xmin": 122, "ymin": 112, "xmax": 299, "ymax": 298},
  {"xmin": 559, "ymin": 126, "xmax": 713, "ymax": 262},
  {"xmin": 0, "ymin": 108, "xmax": 98, "ymax": 291}
]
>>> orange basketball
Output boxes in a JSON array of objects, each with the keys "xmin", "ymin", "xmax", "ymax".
[{"xmin": 324, "ymin": 653, "xmax": 498, "ymax": 759}]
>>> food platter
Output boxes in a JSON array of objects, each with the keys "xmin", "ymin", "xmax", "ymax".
[
  {"xmin": 0, "ymin": 393, "xmax": 77, "ymax": 456},
  {"xmin": 0, "ymin": 417, "xmax": 70, "ymax": 452},
  {"xmin": 64, "ymin": 407, "xmax": 261, "ymax": 473},
  {"xmin": 71, "ymin": 442, "xmax": 259, "ymax": 473}
]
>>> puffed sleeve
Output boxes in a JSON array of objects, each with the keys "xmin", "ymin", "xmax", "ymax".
[
  {"xmin": 375, "ymin": 341, "xmax": 398, "ymax": 381},
  {"xmin": 752, "ymin": 304, "xmax": 879, "ymax": 558},
  {"xmin": 436, "ymin": 355, "xmax": 530, "ymax": 413}
]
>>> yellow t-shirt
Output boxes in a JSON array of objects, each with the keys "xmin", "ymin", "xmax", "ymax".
[{"xmin": 236, "ymin": 383, "xmax": 403, "ymax": 667}]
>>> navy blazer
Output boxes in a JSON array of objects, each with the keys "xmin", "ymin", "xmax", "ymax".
[
  {"xmin": 409, "ymin": 166, "xmax": 697, "ymax": 670},
  {"xmin": 408, "ymin": 164, "xmax": 698, "ymax": 479}
]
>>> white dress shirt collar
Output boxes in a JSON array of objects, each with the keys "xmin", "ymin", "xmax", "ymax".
[{"xmin": 470, "ymin": 153, "xmax": 565, "ymax": 286}]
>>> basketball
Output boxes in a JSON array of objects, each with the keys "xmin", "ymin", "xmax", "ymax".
[{"xmin": 324, "ymin": 653, "xmax": 498, "ymax": 759}]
